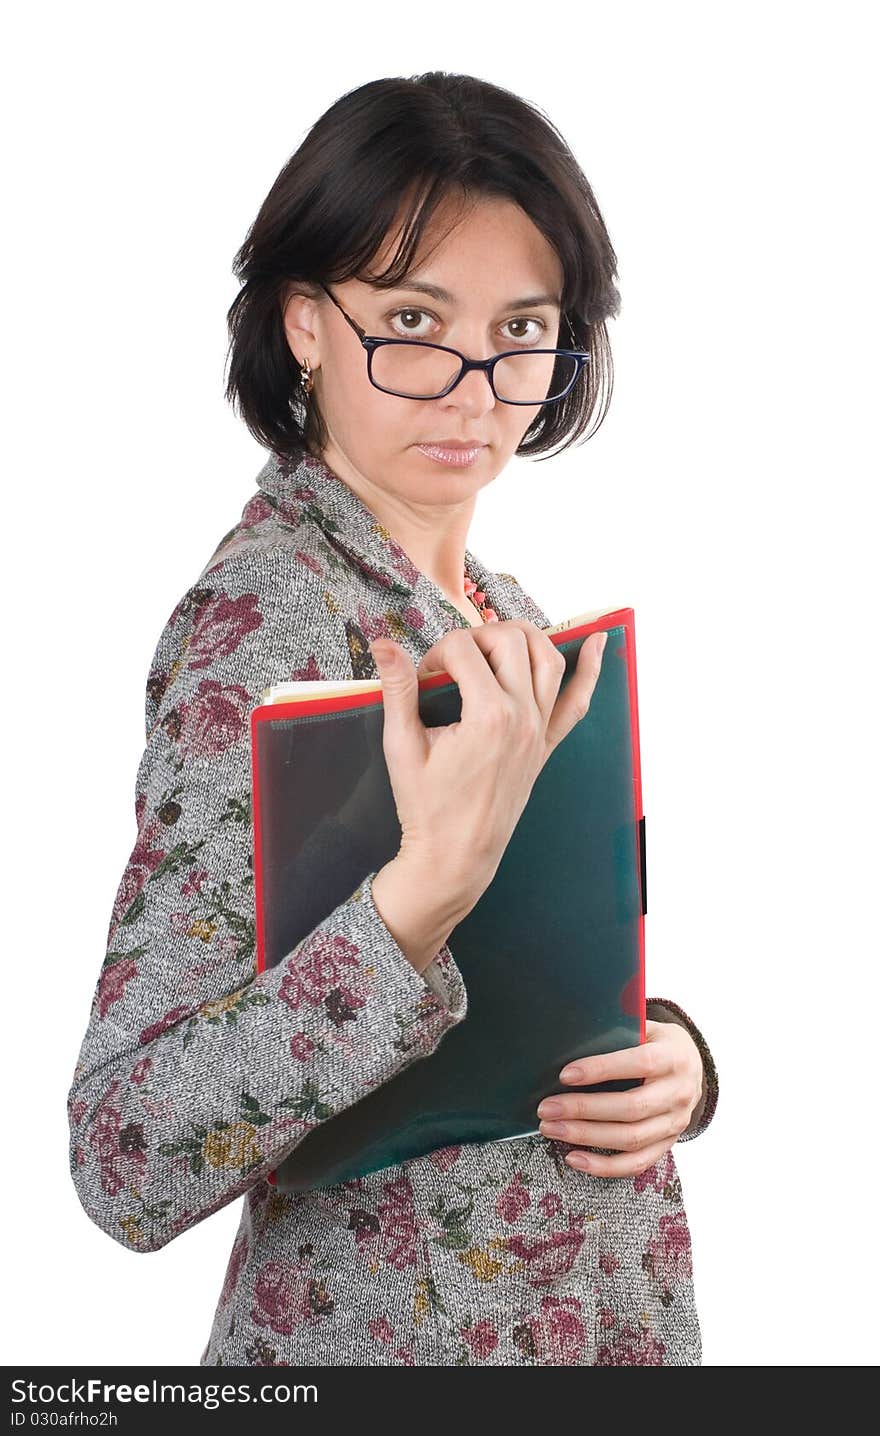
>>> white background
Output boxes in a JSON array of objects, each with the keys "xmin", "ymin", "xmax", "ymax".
[{"xmin": 4, "ymin": 0, "xmax": 877, "ymax": 1368}]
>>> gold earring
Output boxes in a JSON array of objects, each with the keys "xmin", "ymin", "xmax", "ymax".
[{"xmin": 299, "ymin": 359, "xmax": 314, "ymax": 395}]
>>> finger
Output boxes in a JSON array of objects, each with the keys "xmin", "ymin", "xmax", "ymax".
[
  {"xmin": 563, "ymin": 1135, "xmax": 675, "ymax": 1177},
  {"xmin": 557, "ymin": 1036, "xmax": 670, "ymax": 1086},
  {"xmin": 544, "ymin": 631, "xmax": 607, "ymax": 754},
  {"xmin": 415, "ymin": 623, "xmax": 543, "ymax": 725},
  {"xmin": 539, "ymin": 1108, "xmax": 681, "ymax": 1153},
  {"xmin": 418, "ymin": 620, "xmax": 566, "ymax": 729},
  {"xmin": 412, "ymin": 627, "xmax": 533, "ymax": 726},
  {"xmin": 489, "ymin": 619, "xmax": 568, "ymax": 729},
  {"xmin": 368, "ymin": 641, "xmax": 432, "ymax": 766},
  {"xmin": 457, "ymin": 618, "xmax": 567, "ymax": 729},
  {"xmin": 538, "ymin": 1076, "xmax": 680, "ymax": 1125}
]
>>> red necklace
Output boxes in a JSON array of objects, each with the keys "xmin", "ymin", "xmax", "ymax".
[{"xmin": 464, "ymin": 569, "xmax": 499, "ymax": 623}]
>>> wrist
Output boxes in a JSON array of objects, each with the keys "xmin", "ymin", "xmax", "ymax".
[
  {"xmin": 391, "ymin": 846, "xmax": 481, "ymax": 928},
  {"xmin": 393, "ymin": 838, "xmax": 485, "ymax": 913},
  {"xmin": 371, "ymin": 853, "xmax": 472, "ymax": 975}
]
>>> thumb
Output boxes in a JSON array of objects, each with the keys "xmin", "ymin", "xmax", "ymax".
[{"xmin": 369, "ymin": 640, "xmax": 425, "ymax": 756}]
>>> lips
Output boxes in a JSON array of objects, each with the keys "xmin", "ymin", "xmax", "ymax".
[{"xmin": 416, "ymin": 442, "xmax": 485, "ymax": 467}]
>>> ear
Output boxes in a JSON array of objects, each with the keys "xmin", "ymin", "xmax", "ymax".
[{"xmin": 281, "ymin": 285, "xmax": 321, "ymax": 364}]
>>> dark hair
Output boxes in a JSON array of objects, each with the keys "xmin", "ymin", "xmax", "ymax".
[{"xmin": 224, "ymin": 72, "xmax": 622, "ymax": 463}]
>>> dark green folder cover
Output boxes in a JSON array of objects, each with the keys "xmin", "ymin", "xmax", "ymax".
[{"xmin": 250, "ymin": 607, "xmax": 645, "ymax": 1193}]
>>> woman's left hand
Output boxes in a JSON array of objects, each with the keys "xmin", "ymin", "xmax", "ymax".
[{"xmin": 536, "ymin": 1020, "xmax": 704, "ymax": 1176}]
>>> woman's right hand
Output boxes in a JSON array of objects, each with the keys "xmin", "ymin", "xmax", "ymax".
[{"xmin": 368, "ymin": 622, "xmax": 608, "ymax": 918}]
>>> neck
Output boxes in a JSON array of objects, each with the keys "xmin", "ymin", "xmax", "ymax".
[{"xmin": 316, "ymin": 441, "xmax": 477, "ymax": 601}]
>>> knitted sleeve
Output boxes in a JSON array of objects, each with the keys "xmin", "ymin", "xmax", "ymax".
[
  {"xmin": 645, "ymin": 997, "xmax": 719, "ymax": 1141},
  {"xmin": 66, "ymin": 546, "xmax": 467, "ymax": 1253}
]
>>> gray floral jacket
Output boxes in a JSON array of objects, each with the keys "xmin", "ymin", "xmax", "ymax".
[{"xmin": 66, "ymin": 448, "xmax": 719, "ymax": 1367}]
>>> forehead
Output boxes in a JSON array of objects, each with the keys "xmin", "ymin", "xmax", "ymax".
[{"xmin": 365, "ymin": 192, "xmax": 564, "ymax": 302}]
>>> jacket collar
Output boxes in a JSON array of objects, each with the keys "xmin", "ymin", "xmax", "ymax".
[{"xmin": 254, "ymin": 448, "xmax": 547, "ymax": 632}]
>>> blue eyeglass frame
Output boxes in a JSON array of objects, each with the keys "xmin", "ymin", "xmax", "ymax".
[{"xmin": 318, "ymin": 282, "xmax": 590, "ymax": 405}]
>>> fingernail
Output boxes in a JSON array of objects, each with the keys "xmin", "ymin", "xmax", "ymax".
[
  {"xmin": 597, "ymin": 632, "xmax": 607, "ymax": 655},
  {"xmin": 559, "ymin": 1064, "xmax": 582, "ymax": 1081},
  {"xmin": 537, "ymin": 1099, "xmax": 563, "ymax": 1117}
]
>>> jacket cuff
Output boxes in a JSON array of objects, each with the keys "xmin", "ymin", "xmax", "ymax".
[
  {"xmin": 363, "ymin": 875, "xmax": 468, "ymax": 1023},
  {"xmin": 645, "ymin": 996, "xmax": 719, "ymax": 1141},
  {"xmin": 419, "ymin": 943, "xmax": 464, "ymax": 1009}
]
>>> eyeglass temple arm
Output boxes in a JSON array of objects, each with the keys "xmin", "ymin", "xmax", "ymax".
[{"xmin": 320, "ymin": 282, "xmax": 367, "ymax": 341}]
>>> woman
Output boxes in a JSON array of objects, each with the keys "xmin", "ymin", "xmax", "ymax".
[{"xmin": 67, "ymin": 71, "xmax": 719, "ymax": 1367}]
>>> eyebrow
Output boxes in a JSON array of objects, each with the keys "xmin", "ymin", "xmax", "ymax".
[{"xmin": 379, "ymin": 280, "xmax": 562, "ymax": 309}]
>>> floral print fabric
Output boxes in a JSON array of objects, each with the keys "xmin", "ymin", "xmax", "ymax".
[{"xmin": 67, "ymin": 448, "xmax": 718, "ymax": 1365}]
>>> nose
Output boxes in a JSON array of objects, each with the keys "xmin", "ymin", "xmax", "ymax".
[{"xmin": 441, "ymin": 362, "xmax": 497, "ymax": 415}]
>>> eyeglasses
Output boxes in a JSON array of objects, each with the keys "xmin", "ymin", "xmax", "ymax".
[{"xmin": 319, "ymin": 283, "xmax": 590, "ymax": 405}]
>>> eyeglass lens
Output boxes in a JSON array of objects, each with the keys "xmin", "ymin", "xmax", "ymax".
[{"xmin": 370, "ymin": 344, "xmax": 580, "ymax": 402}]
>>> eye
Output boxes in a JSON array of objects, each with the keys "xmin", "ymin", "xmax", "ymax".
[
  {"xmin": 501, "ymin": 317, "xmax": 547, "ymax": 345},
  {"xmin": 385, "ymin": 308, "xmax": 549, "ymax": 345},
  {"xmin": 387, "ymin": 307, "xmax": 436, "ymax": 339}
]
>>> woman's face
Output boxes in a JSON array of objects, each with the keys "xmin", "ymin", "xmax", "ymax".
[{"xmin": 282, "ymin": 193, "xmax": 565, "ymax": 507}]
